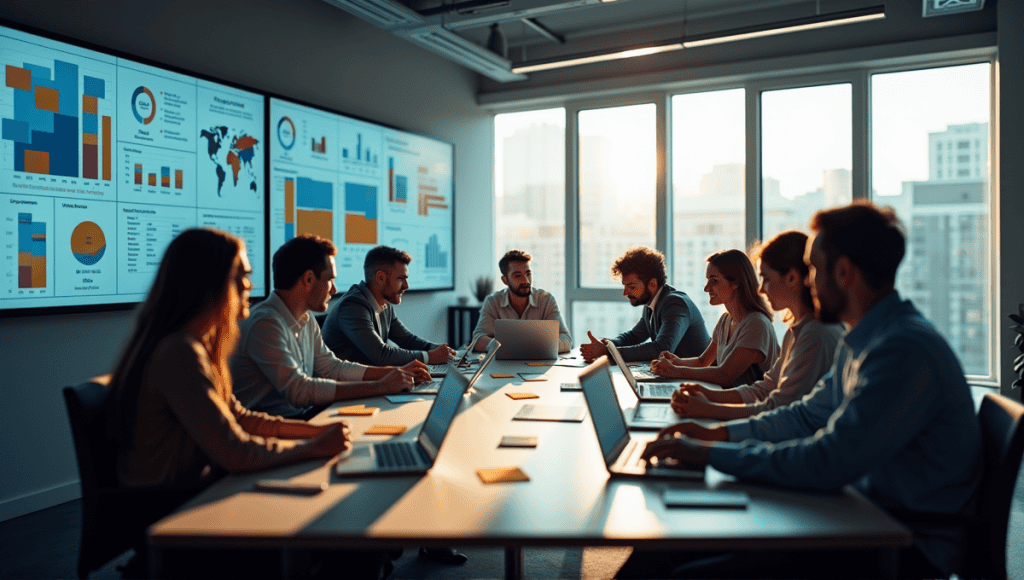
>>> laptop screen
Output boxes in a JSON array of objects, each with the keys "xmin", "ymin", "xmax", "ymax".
[
  {"xmin": 578, "ymin": 357, "xmax": 631, "ymax": 463},
  {"xmin": 466, "ymin": 339, "xmax": 501, "ymax": 387},
  {"xmin": 605, "ymin": 341, "xmax": 640, "ymax": 397},
  {"xmin": 417, "ymin": 368, "xmax": 470, "ymax": 459}
]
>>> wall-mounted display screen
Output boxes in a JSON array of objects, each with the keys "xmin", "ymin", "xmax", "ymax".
[
  {"xmin": 0, "ymin": 24, "xmax": 266, "ymax": 313},
  {"xmin": 269, "ymin": 98, "xmax": 454, "ymax": 292}
]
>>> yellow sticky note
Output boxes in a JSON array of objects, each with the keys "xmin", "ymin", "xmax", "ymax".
[
  {"xmin": 338, "ymin": 405, "xmax": 379, "ymax": 416},
  {"xmin": 490, "ymin": 373, "xmax": 514, "ymax": 379},
  {"xmin": 525, "ymin": 362, "xmax": 552, "ymax": 367},
  {"xmin": 506, "ymin": 392, "xmax": 540, "ymax": 400},
  {"xmin": 520, "ymin": 377, "xmax": 547, "ymax": 382},
  {"xmin": 477, "ymin": 467, "xmax": 530, "ymax": 484},
  {"xmin": 364, "ymin": 424, "xmax": 407, "ymax": 436}
]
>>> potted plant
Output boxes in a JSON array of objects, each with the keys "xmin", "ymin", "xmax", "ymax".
[{"xmin": 472, "ymin": 276, "xmax": 493, "ymax": 303}]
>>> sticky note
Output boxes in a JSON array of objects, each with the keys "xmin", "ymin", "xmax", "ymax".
[
  {"xmin": 364, "ymin": 424, "xmax": 407, "ymax": 436},
  {"xmin": 498, "ymin": 435, "xmax": 538, "ymax": 448},
  {"xmin": 490, "ymin": 373, "xmax": 514, "ymax": 379},
  {"xmin": 525, "ymin": 362, "xmax": 552, "ymax": 367},
  {"xmin": 338, "ymin": 405, "xmax": 379, "ymax": 416},
  {"xmin": 477, "ymin": 467, "xmax": 530, "ymax": 484},
  {"xmin": 506, "ymin": 392, "xmax": 540, "ymax": 400}
]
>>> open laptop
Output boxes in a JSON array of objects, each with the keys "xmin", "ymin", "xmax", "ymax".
[
  {"xmin": 411, "ymin": 340, "xmax": 501, "ymax": 394},
  {"xmin": 494, "ymin": 319, "xmax": 558, "ymax": 360},
  {"xmin": 335, "ymin": 366, "xmax": 472, "ymax": 477},
  {"xmin": 427, "ymin": 346, "xmax": 473, "ymax": 377},
  {"xmin": 578, "ymin": 357, "xmax": 704, "ymax": 480},
  {"xmin": 606, "ymin": 342, "xmax": 678, "ymax": 401}
]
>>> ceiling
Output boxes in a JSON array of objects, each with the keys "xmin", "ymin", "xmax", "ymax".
[{"xmin": 319, "ymin": 0, "xmax": 950, "ymax": 82}]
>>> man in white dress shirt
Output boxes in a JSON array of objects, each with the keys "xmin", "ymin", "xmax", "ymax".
[{"xmin": 232, "ymin": 234, "xmax": 427, "ymax": 420}]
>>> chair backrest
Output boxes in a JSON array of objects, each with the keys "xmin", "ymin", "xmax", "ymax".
[
  {"xmin": 970, "ymin": 392, "xmax": 1024, "ymax": 579},
  {"xmin": 63, "ymin": 375, "xmax": 116, "ymax": 495}
]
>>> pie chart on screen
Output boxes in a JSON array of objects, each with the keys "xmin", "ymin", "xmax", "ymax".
[{"xmin": 71, "ymin": 221, "xmax": 106, "ymax": 265}]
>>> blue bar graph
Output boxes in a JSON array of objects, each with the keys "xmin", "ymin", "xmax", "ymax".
[
  {"xmin": 345, "ymin": 183, "xmax": 377, "ymax": 219},
  {"xmin": 296, "ymin": 177, "xmax": 333, "ymax": 210}
]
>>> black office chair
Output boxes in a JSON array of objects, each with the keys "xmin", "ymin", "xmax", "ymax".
[
  {"xmin": 961, "ymin": 392, "xmax": 1024, "ymax": 579},
  {"xmin": 63, "ymin": 376, "xmax": 198, "ymax": 579}
]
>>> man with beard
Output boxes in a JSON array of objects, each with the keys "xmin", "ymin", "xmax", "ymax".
[
  {"xmin": 580, "ymin": 245, "xmax": 709, "ymax": 363},
  {"xmin": 322, "ymin": 245, "xmax": 457, "ymax": 367},
  {"xmin": 469, "ymin": 249, "xmax": 572, "ymax": 353},
  {"xmin": 232, "ymin": 235, "xmax": 425, "ymax": 420},
  {"xmin": 627, "ymin": 202, "xmax": 981, "ymax": 579}
]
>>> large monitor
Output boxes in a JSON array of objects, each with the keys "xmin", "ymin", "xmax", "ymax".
[
  {"xmin": 0, "ymin": 23, "xmax": 266, "ymax": 315},
  {"xmin": 269, "ymin": 97, "xmax": 454, "ymax": 292}
]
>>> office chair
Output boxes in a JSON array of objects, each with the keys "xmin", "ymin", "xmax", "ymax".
[
  {"xmin": 63, "ymin": 376, "xmax": 197, "ymax": 579},
  {"xmin": 962, "ymin": 392, "xmax": 1024, "ymax": 579}
]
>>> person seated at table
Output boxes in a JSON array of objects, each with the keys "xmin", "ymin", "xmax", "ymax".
[
  {"xmin": 650, "ymin": 248, "xmax": 780, "ymax": 388},
  {"xmin": 671, "ymin": 231, "xmax": 843, "ymax": 420},
  {"xmin": 633, "ymin": 202, "xmax": 982, "ymax": 579},
  {"xmin": 106, "ymin": 228, "xmax": 395, "ymax": 578},
  {"xmin": 232, "ymin": 234, "xmax": 425, "ymax": 421},
  {"xmin": 322, "ymin": 245, "xmax": 457, "ymax": 366},
  {"xmin": 580, "ymin": 245, "xmax": 709, "ymax": 363},
  {"xmin": 469, "ymin": 249, "xmax": 572, "ymax": 353}
]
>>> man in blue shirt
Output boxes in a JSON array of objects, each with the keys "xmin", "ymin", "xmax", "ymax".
[{"xmin": 633, "ymin": 202, "xmax": 981, "ymax": 578}]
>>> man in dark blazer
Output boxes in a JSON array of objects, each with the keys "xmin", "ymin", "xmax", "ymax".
[
  {"xmin": 322, "ymin": 245, "xmax": 456, "ymax": 366},
  {"xmin": 581, "ymin": 245, "xmax": 710, "ymax": 363}
]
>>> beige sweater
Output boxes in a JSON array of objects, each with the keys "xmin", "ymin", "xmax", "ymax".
[{"xmin": 118, "ymin": 331, "xmax": 309, "ymax": 487}]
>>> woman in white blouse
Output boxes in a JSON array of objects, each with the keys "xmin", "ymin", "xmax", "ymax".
[
  {"xmin": 671, "ymin": 230, "xmax": 844, "ymax": 419},
  {"xmin": 652, "ymin": 248, "xmax": 780, "ymax": 388}
]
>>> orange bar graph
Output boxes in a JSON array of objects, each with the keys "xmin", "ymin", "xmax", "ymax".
[
  {"xmin": 24, "ymin": 150, "xmax": 49, "ymax": 174},
  {"xmin": 175, "ymin": 170, "xmax": 183, "ymax": 189},
  {"xmin": 148, "ymin": 174, "xmax": 156, "ymax": 186},
  {"xmin": 284, "ymin": 179, "xmax": 295, "ymax": 225},
  {"xmin": 6, "ymin": 65, "xmax": 31, "ymax": 91},
  {"xmin": 345, "ymin": 213, "xmax": 377, "ymax": 244},
  {"xmin": 83, "ymin": 133, "xmax": 98, "ymax": 145},
  {"xmin": 30, "ymin": 255, "xmax": 46, "ymax": 288},
  {"xmin": 82, "ymin": 95, "xmax": 98, "ymax": 115},
  {"xmin": 35, "ymin": 86, "xmax": 59, "ymax": 112},
  {"xmin": 102, "ymin": 116, "xmax": 111, "ymax": 181},
  {"xmin": 296, "ymin": 209, "xmax": 333, "ymax": 241}
]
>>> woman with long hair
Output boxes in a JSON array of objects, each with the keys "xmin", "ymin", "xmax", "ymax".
[
  {"xmin": 108, "ymin": 228, "xmax": 350, "ymax": 489},
  {"xmin": 651, "ymin": 248, "xmax": 780, "ymax": 387},
  {"xmin": 670, "ymin": 231, "xmax": 844, "ymax": 419}
]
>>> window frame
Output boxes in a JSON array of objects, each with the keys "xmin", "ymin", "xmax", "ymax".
[{"xmin": 494, "ymin": 50, "xmax": 998, "ymax": 387}]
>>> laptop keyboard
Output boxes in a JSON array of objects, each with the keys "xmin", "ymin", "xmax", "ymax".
[
  {"xmin": 375, "ymin": 441, "xmax": 429, "ymax": 469},
  {"xmin": 628, "ymin": 364, "xmax": 658, "ymax": 380}
]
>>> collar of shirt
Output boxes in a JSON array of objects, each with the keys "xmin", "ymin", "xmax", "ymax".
[
  {"xmin": 357, "ymin": 281, "xmax": 388, "ymax": 315},
  {"xmin": 841, "ymin": 290, "xmax": 902, "ymax": 353},
  {"xmin": 500, "ymin": 287, "xmax": 536, "ymax": 309},
  {"xmin": 646, "ymin": 285, "xmax": 665, "ymax": 313},
  {"xmin": 267, "ymin": 290, "xmax": 307, "ymax": 333}
]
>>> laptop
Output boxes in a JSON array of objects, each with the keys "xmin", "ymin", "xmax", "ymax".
[
  {"xmin": 335, "ymin": 365, "xmax": 472, "ymax": 477},
  {"xmin": 412, "ymin": 340, "xmax": 501, "ymax": 394},
  {"xmin": 493, "ymin": 319, "xmax": 559, "ymax": 360},
  {"xmin": 578, "ymin": 357, "xmax": 704, "ymax": 480},
  {"xmin": 606, "ymin": 342, "xmax": 678, "ymax": 401}
]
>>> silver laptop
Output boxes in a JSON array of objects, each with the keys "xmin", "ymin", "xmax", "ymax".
[
  {"xmin": 412, "ymin": 340, "xmax": 501, "ymax": 394},
  {"xmin": 335, "ymin": 368, "xmax": 472, "ymax": 477},
  {"xmin": 578, "ymin": 357, "xmax": 704, "ymax": 480},
  {"xmin": 493, "ymin": 319, "xmax": 558, "ymax": 360},
  {"xmin": 606, "ymin": 342, "xmax": 678, "ymax": 401}
]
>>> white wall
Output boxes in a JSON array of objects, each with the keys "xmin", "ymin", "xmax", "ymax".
[{"xmin": 0, "ymin": 0, "xmax": 494, "ymax": 521}]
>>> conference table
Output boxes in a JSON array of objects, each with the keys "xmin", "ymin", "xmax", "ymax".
[{"xmin": 147, "ymin": 354, "xmax": 912, "ymax": 579}]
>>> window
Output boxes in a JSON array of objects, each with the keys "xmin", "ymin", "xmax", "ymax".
[
  {"xmin": 577, "ymin": 104, "xmax": 656, "ymax": 288},
  {"xmin": 762, "ymin": 84, "xmax": 852, "ymax": 242},
  {"xmin": 492, "ymin": 60, "xmax": 995, "ymax": 383},
  {"xmin": 671, "ymin": 88, "xmax": 745, "ymax": 328},
  {"xmin": 870, "ymin": 63, "xmax": 991, "ymax": 377},
  {"xmin": 494, "ymin": 108, "xmax": 566, "ymax": 311}
]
